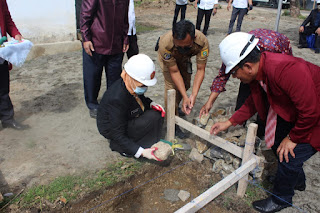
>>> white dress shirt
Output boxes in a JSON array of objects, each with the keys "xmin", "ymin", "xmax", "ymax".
[
  {"xmin": 232, "ymin": 0, "xmax": 248, "ymax": 9},
  {"xmin": 176, "ymin": 0, "xmax": 188, "ymax": 5},
  {"xmin": 198, "ymin": 0, "xmax": 218, "ymax": 10}
]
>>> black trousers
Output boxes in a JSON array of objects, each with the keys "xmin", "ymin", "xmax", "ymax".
[
  {"xmin": 173, "ymin": 4, "xmax": 187, "ymax": 26},
  {"xmin": 271, "ymin": 116, "xmax": 317, "ymax": 204},
  {"xmin": 126, "ymin": 34, "xmax": 139, "ymax": 59},
  {"xmin": 227, "ymin": 7, "xmax": 248, "ymax": 34},
  {"xmin": 196, "ymin": 8, "xmax": 213, "ymax": 35},
  {"xmin": 0, "ymin": 62, "xmax": 14, "ymax": 123},
  {"xmin": 82, "ymin": 49, "xmax": 124, "ymax": 110},
  {"xmin": 299, "ymin": 26, "xmax": 320, "ymax": 49},
  {"xmin": 110, "ymin": 110, "xmax": 164, "ymax": 155}
]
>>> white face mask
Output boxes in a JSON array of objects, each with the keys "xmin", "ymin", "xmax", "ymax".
[{"xmin": 318, "ymin": 4, "xmax": 320, "ymax": 10}]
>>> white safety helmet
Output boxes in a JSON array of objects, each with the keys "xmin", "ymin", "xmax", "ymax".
[
  {"xmin": 219, "ymin": 32, "xmax": 259, "ymax": 74},
  {"xmin": 317, "ymin": 0, "xmax": 320, "ymax": 4},
  {"xmin": 124, "ymin": 54, "xmax": 157, "ymax": 86}
]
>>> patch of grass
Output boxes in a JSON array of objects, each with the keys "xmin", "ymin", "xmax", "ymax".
[
  {"xmin": 282, "ymin": 10, "xmax": 306, "ymax": 19},
  {"xmin": 14, "ymin": 159, "xmax": 143, "ymax": 208},
  {"xmin": 282, "ymin": 10, "xmax": 290, "ymax": 16},
  {"xmin": 136, "ymin": 23, "xmax": 157, "ymax": 34},
  {"xmin": 243, "ymin": 182, "xmax": 266, "ymax": 206},
  {"xmin": 134, "ymin": 0, "xmax": 157, "ymax": 7}
]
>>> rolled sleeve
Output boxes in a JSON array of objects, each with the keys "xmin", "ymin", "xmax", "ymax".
[{"xmin": 210, "ymin": 63, "xmax": 230, "ymax": 93}]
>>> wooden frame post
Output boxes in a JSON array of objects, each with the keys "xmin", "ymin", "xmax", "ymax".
[
  {"xmin": 166, "ymin": 89, "xmax": 176, "ymax": 141},
  {"xmin": 237, "ymin": 123, "xmax": 258, "ymax": 197}
]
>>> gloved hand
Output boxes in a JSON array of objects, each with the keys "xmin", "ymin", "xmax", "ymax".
[
  {"xmin": 249, "ymin": 4, "xmax": 253, "ymax": 10},
  {"xmin": 142, "ymin": 147, "xmax": 162, "ymax": 161},
  {"xmin": 150, "ymin": 102, "xmax": 166, "ymax": 117}
]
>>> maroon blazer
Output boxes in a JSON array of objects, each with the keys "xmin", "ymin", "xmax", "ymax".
[
  {"xmin": 230, "ymin": 52, "xmax": 320, "ymax": 151},
  {"xmin": 80, "ymin": 0, "xmax": 129, "ymax": 55},
  {"xmin": 0, "ymin": 0, "xmax": 20, "ymax": 39}
]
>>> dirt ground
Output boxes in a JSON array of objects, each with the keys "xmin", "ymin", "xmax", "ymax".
[{"xmin": 0, "ymin": 2, "xmax": 319, "ymax": 212}]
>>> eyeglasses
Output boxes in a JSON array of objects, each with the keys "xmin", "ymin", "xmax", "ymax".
[
  {"xmin": 239, "ymin": 35, "xmax": 255, "ymax": 57},
  {"xmin": 230, "ymin": 66, "xmax": 241, "ymax": 75}
]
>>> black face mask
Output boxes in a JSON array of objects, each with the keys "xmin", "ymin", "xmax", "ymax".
[{"xmin": 177, "ymin": 46, "xmax": 192, "ymax": 54}]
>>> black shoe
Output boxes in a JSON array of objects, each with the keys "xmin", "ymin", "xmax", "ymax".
[
  {"xmin": 252, "ymin": 196, "xmax": 290, "ymax": 213},
  {"xmin": 175, "ymin": 126, "xmax": 189, "ymax": 139},
  {"xmin": 2, "ymin": 120, "xmax": 29, "ymax": 130},
  {"xmin": 89, "ymin": 109, "xmax": 98, "ymax": 119},
  {"xmin": 315, "ymin": 49, "xmax": 320, "ymax": 54}
]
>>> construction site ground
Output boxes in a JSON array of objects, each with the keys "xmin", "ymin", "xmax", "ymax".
[{"xmin": 0, "ymin": 2, "xmax": 319, "ymax": 212}]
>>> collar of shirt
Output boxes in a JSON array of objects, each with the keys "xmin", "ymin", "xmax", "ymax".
[{"xmin": 256, "ymin": 52, "xmax": 266, "ymax": 82}]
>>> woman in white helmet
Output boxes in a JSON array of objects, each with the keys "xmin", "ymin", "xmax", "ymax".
[{"xmin": 97, "ymin": 54, "xmax": 165, "ymax": 161}]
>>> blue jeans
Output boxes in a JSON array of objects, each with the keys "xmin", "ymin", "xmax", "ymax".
[
  {"xmin": 82, "ymin": 49, "xmax": 123, "ymax": 110},
  {"xmin": 271, "ymin": 116, "xmax": 317, "ymax": 204}
]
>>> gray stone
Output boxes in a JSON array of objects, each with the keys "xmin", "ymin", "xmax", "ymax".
[
  {"xmin": 163, "ymin": 189, "xmax": 180, "ymax": 202},
  {"xmin": 189, "ymin": 148, "xmax": 204, "ymax": 163},
  {"xmin": 178, "ymin": 190, "xmax": 190, "ymax": 202},
  {"xmin": 181, "ymin": 143, "xmax": 192, "ymax": 151}
]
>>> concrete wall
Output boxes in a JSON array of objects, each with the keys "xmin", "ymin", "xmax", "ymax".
[{"xmin": 7, "ymin": 0, "xmax": 77, "ymax": 44}]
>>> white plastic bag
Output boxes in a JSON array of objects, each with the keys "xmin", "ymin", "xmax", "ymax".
[{"xmin": 0, "ymin": 39, "xmax": 33, "ymax": 67}]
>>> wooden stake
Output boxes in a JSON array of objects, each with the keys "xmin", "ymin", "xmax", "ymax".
[
  {"xmin": 175, "ymin": 116, "xmax": 243, "ymax": 158},
  {"xmin": 166, "ymin": 89, "xmax": 176, "ymax": 141},
  {"xmin": 237, "ymin": 123, "xmax": 258, "ymax": 197}
]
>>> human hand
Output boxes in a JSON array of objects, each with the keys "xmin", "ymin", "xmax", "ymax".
[
  {"xmin": 277, "ymin": 136, "xmax": 297, "ymax": 163},
  {"xmin": 316, "ymin": 27, "xmax": 320, "ymax": 35},
  {"xmin": 299, "ymin": 26, "xmax": 304, "ymax": 33},
  {"xmin": 210, "ymin": 120, "xmax": 232, "ymax": 135},
  {"xmin": 142, "ymin": 147, "xmax": 162, "ymax": 161},
  {"xmin": 123, "ymin": 44, "xmax": 129, "ymax": 53},
  {"xmin": 199, "ymin": 101, "xmax": 212, "ymax": 118},
  {"xmin": 14, "ymin": 34, "xmax": 23, "ymax": 42},
  {"xmin": 83, "ymin": 41, "xmax": 95, "ymax": 56},
  {"xmin": 182, "ymin": 97, "xmax": 192, "ymax": 115},
  {"xmin": 249, "ymin": 4, "xmax": 253, "ymax": 10},
  {"xmin": 189, "ymin": 94, "xmax": 196, "ymax": 109},
  {"xmin": 227, "ymin": 5, "xmax": 231, "ymax": 11},
  {"xmin": 194, "ymin": 1, "xmax": 198, "ymax": 8},
  {"xmin": 150, "ymin": 102, "xmax": 166, "ymax": 117},
  {"xmin": 213, "ymin": 8, "xmax": 217, "ymax": 15}
]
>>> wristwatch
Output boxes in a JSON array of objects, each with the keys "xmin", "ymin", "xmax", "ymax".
[{"xmin": 287, "ymin": 134, "xmax": 291, "ymax": 141}]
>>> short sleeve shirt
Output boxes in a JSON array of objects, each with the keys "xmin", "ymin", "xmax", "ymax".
[{"xmin": 158, "ymin": 30, "xmax": 209, "ymax": 72}]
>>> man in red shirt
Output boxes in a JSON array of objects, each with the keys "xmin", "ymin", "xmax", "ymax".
[
  {"xmin": 0, "ymin": 0, "xmax": 27, "ymax": 130},
  {"xmin": 80, "ymin": 0, "xmax": 129, "ymax": 119},
  {"xmin": 211, "ymin": 32, "xmax": 320, "ymax": 213}
]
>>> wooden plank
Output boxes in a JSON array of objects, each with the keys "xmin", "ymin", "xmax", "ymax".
[
  {"xmin": 175, "ymin": 158, "xmax": 259, "ymax": 213},
  {"xmin": 175, "ymin": 116, "xmax": 243, "ymax": 158},
  {"xmin": 166, "ymin": 89, "xmax": 176, "ymax": 141},
  {"xmin": 237, "ymin": 123, "xmax": 258, "ymax": 197}
]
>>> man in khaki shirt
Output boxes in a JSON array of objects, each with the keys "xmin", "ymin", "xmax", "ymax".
[{"xmin": 158, "ymin": 20, "xmax": 209, "ymax": 114}]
